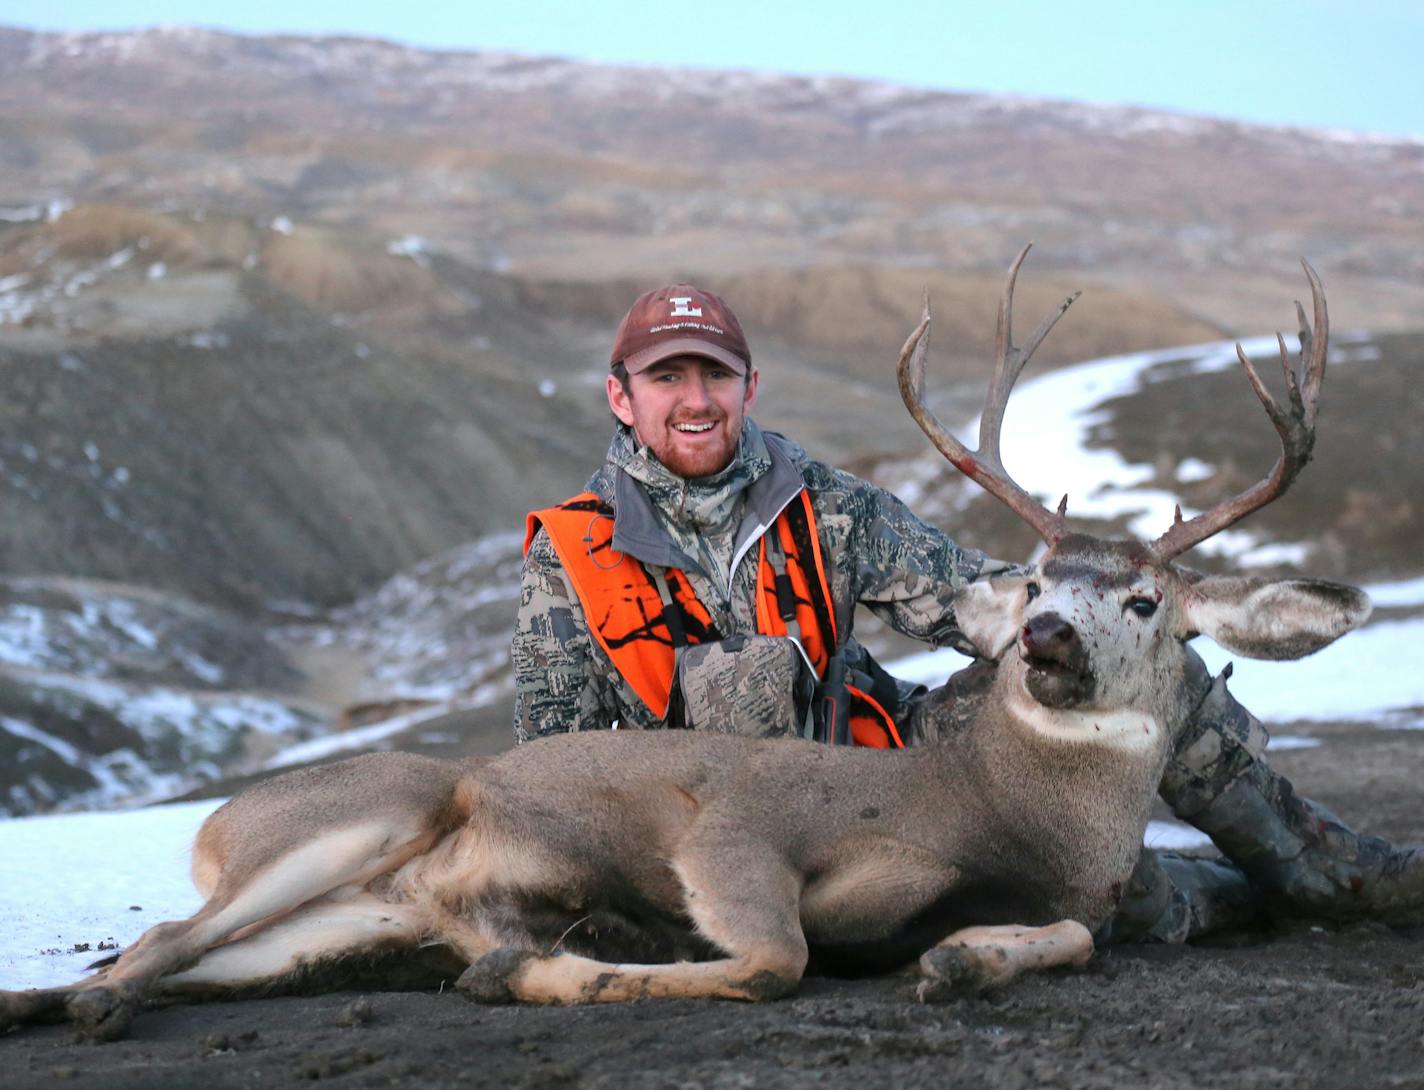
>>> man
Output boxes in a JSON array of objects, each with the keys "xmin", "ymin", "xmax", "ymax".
[{"xmin": 514, "ymin": 282, "xmax": 1424, "ymax": 940}]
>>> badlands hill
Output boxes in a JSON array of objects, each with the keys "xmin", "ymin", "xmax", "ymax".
[
  {"xmin": 3, "ymin": 24, "xmax": 1422, "ymax": 609},
  {"xmin": 0, "ymin": 26, "xmax": 1420, "ymax": 813}
]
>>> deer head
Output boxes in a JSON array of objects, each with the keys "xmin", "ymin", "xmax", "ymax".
[{"xmin": 899, "ymin": 247, "xmax": 1371, "ymax": 725}]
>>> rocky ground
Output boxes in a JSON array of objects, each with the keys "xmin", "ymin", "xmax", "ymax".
[{"xmin": 4, "ymin": 719, "xmax": 1423, "ymax": 1089}]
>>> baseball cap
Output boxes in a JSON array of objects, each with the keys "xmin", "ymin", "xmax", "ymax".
[{"xmin": 610, "ymin": 283, "xmax": 751, "ymax": 375}]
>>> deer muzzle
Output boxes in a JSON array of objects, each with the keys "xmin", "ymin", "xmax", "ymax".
[{"xmin": 1019, "ymin": 612, "xmax": 1094, "ymax": 707}]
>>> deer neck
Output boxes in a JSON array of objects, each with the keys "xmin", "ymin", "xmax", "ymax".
[
  {"xmin": 952, "ymin": 663, "xmax": 1176, "ymax": 919},
  {"xmin": 985, "ymin": 663, "xmax": 1175, "ymax": 795}
]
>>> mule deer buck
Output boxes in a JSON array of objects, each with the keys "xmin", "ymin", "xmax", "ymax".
[{"xmin": 0, "ymin": 248, "xmax": 1369, "ymax": 1041}]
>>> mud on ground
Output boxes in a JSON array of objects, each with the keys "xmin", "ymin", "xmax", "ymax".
[{"xmin": 5, "ymin": 719, "xmax": 1424, "ymax": 1089}]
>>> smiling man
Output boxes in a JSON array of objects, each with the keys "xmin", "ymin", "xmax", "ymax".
[
  {"xmin": 512, "ymin": 281, "xmax": 1424, "ymax": 940},
  {"xmin": 516, "ymin": 283, "xmax": 984, "ymax": 749}
]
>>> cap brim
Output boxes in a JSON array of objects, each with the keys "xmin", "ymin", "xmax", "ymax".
[{"xmin": 622, "ymin": 338, "xmax": 749, "ymax": 376}]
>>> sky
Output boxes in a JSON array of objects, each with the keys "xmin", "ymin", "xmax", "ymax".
[{"xmin": 2, "ymin": 1, "xmax": 1420, "ymax": 139}]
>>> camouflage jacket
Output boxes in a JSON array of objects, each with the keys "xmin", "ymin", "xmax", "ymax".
[{"xmin": 513, "ymin": 420, "xmax": 1003, "ymax": 745}]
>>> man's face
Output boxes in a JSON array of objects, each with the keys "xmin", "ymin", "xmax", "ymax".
[{"xmin": 607, "ymin": 355, "xmax": 759, "ymax": 479}]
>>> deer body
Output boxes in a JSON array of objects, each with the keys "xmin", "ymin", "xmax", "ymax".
[{"xmin": 0, "ymin": 252, "xmax": 1370, "ymax": 1038}]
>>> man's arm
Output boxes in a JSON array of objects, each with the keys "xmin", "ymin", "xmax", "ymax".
[
  {"xmin": 817, "ymin": 465, "xmax": 1018, "ymax": 654},
  {"xmin": 512, "ymin": 528, "xmax": 622, "ymax": 742}
]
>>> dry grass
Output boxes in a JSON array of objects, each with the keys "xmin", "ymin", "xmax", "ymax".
[
  {"xmin": 260, "ymin": 229, "xmax": 447, "ymax": 316},
  {"xmin": 0, "ymin": 204, "xmax": 204, "ymax": 276}
]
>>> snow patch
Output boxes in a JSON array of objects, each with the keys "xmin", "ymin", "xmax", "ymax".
[
  {"xmin": 386, "ymin": 235, "xmax": 430, "ymax": 267},
  {"xmin": 0, "ymin": 799, "xmax": 222, "ymax": 989},
  {"xmin": 1175, "ymin": 457, "xmax": 1214, "ymax": 483},
  {"xmin": 1365, "ymin": 577, "xmax": 1424, "ymax": 609},
  {"xmin": 1144, "ymin": 820, "xmax": 1213, "ymax": 851}
]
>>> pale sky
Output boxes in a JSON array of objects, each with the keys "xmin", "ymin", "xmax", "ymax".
[{"xmin": 2, "ymin": 1, "xmax": 1420, "ymax": 139}]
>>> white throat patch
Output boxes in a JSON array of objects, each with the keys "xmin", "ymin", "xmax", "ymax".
[{"xmin": 1008, "ymin": 682, "xmax": 1162, "ymax": 752}]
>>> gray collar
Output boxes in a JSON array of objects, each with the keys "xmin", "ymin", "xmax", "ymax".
[{"xmin": 610, "ymin": 430, "xmax": 807, "ymax": 576}]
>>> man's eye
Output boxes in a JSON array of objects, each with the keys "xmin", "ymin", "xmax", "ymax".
[{"xmin": 1126, "ymin": 596, "xmax": 1158, "ymax": 618}]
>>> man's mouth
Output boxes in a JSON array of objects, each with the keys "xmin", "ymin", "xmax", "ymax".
[{"xmin": 672, "ymin": 421, "xmax": 718, "ymax": 434}]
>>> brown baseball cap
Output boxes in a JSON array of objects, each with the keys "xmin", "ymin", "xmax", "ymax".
[{"xmin": 610, "ymin": 283, "xmax": 752, "ymax": 375}]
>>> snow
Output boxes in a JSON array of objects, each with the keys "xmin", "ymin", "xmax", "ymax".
[
  {"xmin": 386, "ymin": 235, "xmax": 431, "ymax": 267},
  {"xmin": 1366, "ymin": 577, "xmax": 1424, "ymax": 608},
  {"xmin": 0, "ymin": 799, "xmax": 222, "ymax": 989},
  {"xmin": 1175, "ymin": 457, "xmax": 1214, "ymax": 483},
  {"xmin": 1192, "ymin": 617, "xmax": 1424, "ymax": 727},
  {"xmin": 265, "ymin": 705, "xmax": 446, "ymax": 768},
  {"xmin": 1144, "ymin": 820, "xmax": 1212, "ymax": 851}
]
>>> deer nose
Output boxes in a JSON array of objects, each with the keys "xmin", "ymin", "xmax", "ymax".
[{"xmin": 1021, "ymin": 613, "xmax": 1081, "ymax": 664}]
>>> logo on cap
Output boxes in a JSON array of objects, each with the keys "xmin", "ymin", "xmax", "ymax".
[{"xmin": 611, "ymin": 282, "xmax": 752, "ymax": 375}]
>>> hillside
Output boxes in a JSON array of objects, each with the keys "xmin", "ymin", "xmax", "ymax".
[
  {"xmin": 3, "ymin": 25, "xmax": 1421, "ymax": 609},
  {"xmin": 0, "ymin": 26, "xmax": 1420, "ymax": 814}
]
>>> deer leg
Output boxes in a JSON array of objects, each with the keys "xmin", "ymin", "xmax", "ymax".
[
  {"xmin": 158, "ymin": 893, "xmax": 428, "ymax": 995},
  {"xmin": 915, "ymin": 920, "xmax": 1093, "ymax": 1003},
  {"xmin": 458, "ymin": 848, "xmax": 808, "ymax": 1005}
]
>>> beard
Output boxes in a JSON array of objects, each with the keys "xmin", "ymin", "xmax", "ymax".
[{"xmin": 648, "ymin": 415, "xmax": 741, "ymax": 479}]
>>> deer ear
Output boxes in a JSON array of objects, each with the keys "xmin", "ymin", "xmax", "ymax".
[
  {"xmin": 1179, "ymin": 576, "xmax": 1372, "ymax": 660},
  {"xmin": 955, "ymin": 574, "xmax": 1031, "ymax": 659}
]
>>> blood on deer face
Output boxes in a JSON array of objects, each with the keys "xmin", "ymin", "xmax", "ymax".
[{"xmin": 1021, "ymin": 536, "xmax": 1168, "ymax": 710}]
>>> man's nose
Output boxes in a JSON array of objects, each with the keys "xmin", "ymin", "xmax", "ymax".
[{"xmin": 680, "ymin": 374, "xmax": 713, "ymax": 408}]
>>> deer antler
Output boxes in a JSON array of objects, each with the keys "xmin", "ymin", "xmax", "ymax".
[
  {"xmin": 897, "ymin": 243, "xmax": 1080, "ymax": 546},
  {"xmin": 1149, "ymin": 259, "xmax": 1328, "ymax": 561}
]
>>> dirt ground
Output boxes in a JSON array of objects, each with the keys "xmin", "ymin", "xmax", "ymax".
[{"xmin": 5, "ymin": 719, "xmax": 1424, "ymax": 1090}]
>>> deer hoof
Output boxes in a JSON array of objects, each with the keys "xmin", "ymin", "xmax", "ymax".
[
  {"xmin": 456, "ymin": 948, "xmax": 537, "ymax": 1005},
  {"xmin": 916, "ymin": 944, "xmax": 990, "ymax": 1003},
  {"xmin": 67, "ymin": 987, "xmax": 138, "ymax": 1042}
]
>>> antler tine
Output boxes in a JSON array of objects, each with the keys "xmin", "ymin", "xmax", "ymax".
[
  {"xmin": 1150, "ymin": 261, "xmax": 1329, "ymax": 561},
  {"xmin": 897, "ymin": 246, "xmax": 1077, "ymax": 546},
  {"xmin": 1298, "ymin": 257, "xmax": 1328, "ymax": 423},
  {"xmin": 981, "ymin": 244, "xmax": 1082, "ymax": 456}
]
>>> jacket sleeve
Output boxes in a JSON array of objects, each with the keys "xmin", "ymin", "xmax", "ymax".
[
  {"xmin": 512, "ymin": 527, "xmax": 623, "ymax": 742},
  {"xmin": 823, "ymin": 467, "xmax": 1019, "ymax": 655}
]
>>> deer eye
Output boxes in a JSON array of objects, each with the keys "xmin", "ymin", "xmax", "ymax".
[
  {"xmin": 1126, "ymin": 596, "xmax": 1158, "ymax": 618},
  {"xmin": 1025, "ymin": 581, "xmax": 1040, "ymax": 601}
]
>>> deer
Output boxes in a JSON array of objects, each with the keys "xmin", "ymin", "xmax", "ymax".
[{"xmin": 0, "ymin": 247, "xmax": 1369, "ymax": 1042}]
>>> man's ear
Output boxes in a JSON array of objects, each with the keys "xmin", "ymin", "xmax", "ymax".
[
  {"xmin": 742, "ymin": 368, "xmax": 758, "ymax": 412},
  {"xmin": 607, "ymin": 373, "xmax": 636, "ymax": 426},
  {"xmin": 954, "ymin": 574, "xmax": 1032, "ymax": 660},
  {"xmin": 1179, "ymin": 576, "xmax": 1372, "ymax": 660}
]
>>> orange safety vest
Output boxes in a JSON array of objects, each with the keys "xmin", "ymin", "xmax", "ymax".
[{"xmin": 525, "ymin": 491, "xmax": 903, "ymax": 748}]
